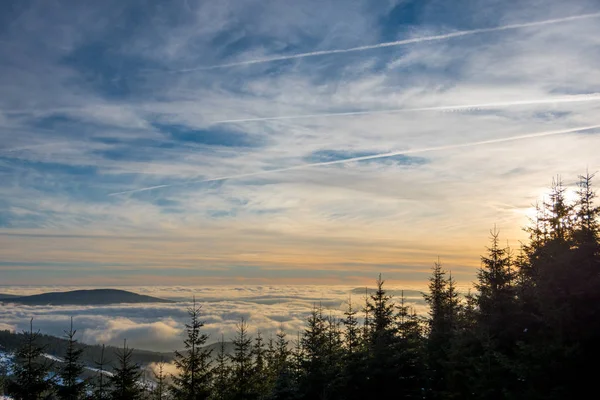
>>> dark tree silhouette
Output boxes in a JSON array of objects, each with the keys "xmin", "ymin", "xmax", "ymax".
[
  {"xmin": 57, "ymin": 317, "xmax": 87, "ymax": 400},
  {"xmin": 6, "ymin": 318, "xmax": 55, "ymax": 400},
  {"xmin": 91, "ymin": 344, "xmax": 111, "ymax": 400},
  {"xmin": 171, "ymin": 298, "xmax": 213, "ymax": 400},
  {"xmin": 109, "ymin": 340, "xmax": 143, "ymax": 400}
]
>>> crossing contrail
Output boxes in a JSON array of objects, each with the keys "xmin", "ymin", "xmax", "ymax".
[
  {"xmin": 108, "ymin": 124, "xmax": 600, "ymax": 196},
  {"xmin": 171, "ymin": 12, "xmax": 600, "ymax": 72},
  {"xmin": 208, "ymin": 93, "xmax": 600, "ymax": 125}
]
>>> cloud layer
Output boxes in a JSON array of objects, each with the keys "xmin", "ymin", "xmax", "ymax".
[{"xmin": 0, "ymin": 285, "xmax": 428, "ymax": 351}]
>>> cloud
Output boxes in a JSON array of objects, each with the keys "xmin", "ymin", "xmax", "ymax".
[
  {"xmin": 108, "ymin": 124, "xmax": 600, "ymax": 195},
  {"xmin": 0, "ymin": 285, "xmax": 427, "ymax": 351},
  {"xmin": 1, "ymin": 0, "xmax": 600, "ymax": 285},
  {"xmin": 167, "ymin": 12, "xmax": 600, "ymax": 71}
]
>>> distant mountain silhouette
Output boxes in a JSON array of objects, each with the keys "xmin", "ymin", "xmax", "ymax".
[
  {"xmin": 0, "ymin": 293, "xmax": 19, "ymax": 300},
  {"xmin": 0, "ymin": 289, "xmax": 173, "ymax": 305}
]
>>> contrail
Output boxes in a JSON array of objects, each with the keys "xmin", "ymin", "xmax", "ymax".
[
  {"xmin": 0, "ymin": 141, "xmax": 71, "ymax": 153},
  {"xmin": 108, "ymin": 124, "xmax": 600, "ymax": 196},
  {"xmin": 172, "ymin": 12, "xmax": 600, "ymax": 72},
  {"xmin": 208, "ymin": 93, "xmax": 600, "ymax": 125}
]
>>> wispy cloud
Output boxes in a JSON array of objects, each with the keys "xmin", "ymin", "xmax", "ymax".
[
  {"xmin": 169, "ymin": 12, "xmax": 600, "ymax": 71},
  {"xmin": 1, "ymin": 0, "xmax": 600, "ymax": 285},
  {"xmin": 109, "ymin": 124, "xmax": 600, "ymax": 196},
  {"xmin": 208, "ymin": 93, "xmax": 600, "ymax": 124}
]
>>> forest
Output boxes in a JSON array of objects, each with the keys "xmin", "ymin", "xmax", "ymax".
[{"xmin": 0, "ymin": 172, "xmax": 598, "ymax": 400}]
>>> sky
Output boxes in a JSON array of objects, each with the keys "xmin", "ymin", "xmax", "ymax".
[{"xmin": 1, "ymin": 0, "xmax": 600, "ymax": 286}]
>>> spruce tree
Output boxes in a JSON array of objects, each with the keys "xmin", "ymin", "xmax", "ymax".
[
  {"xmin": 6, "ymin": 318, "xmax": 55, "ymax": 400},
  {"xmin": 340, "ymin": 296, "xmax": 367, "ymax": 400},
  {"xmin": 297, "ymin": 304, "xmax": 328, "ymax": 399},
  {"xmin": 363, "ymin": 276, "xmax": 399, "ymax": 398},
  {"xmin": 57, "ymin": 317, "xmax": 87, "ymax": 400},
  {"xmin": 423, "ymin": 260, "xmax": 460, "ymax": 398},
  {"xmin": 109, "ymin": 340, "xmax": 143, "ymax": 400},
  {"xmin": 92, "ymin": 344, "xmax": 111, "ymax": 400},
  {"xmin": 396, "ymin": 292, "xmax": 426, "ymax": 399},
  {"xmin": 251, "ymin": 331, "xmax": 269, "ymax": 399},
  {"xmin": 270, "ymin": 331, "xmax": 298, "ymax": 400},
  {"xmin": 152, "ymin": 358, "xmax": 168, "ymax": 400},
  {"xmin": 229, "ymin": 318, "xmax": 254, "ymax": 400},
  {"xmin": 110, "ymin": 340, "xmax": 143, "ymax": 400},
  {"xmin": 171, "ymin": 298, "xmax": 213, "ymax": 400},
  {"xmin": 472, "ymin": 229, "xmax": 519, "ymax": 399},
  {"xmin": 340, "ymin": 296, "xmax": 361, "ymax": 354},
  {"xmin": 211, "ymin": 335, "xmax": 231, "ymax": 400}
]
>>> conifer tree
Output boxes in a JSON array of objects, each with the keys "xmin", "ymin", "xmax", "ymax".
[
  {"xmin": 340, "ymin": 296, "xmax": 367, "ymax": 400},
  {"xmin": 57, "ymin": 317, "xmax": 87, "ymax": 400},
  {"xmin": 297, "ymin": 304, "xmax": 328, "ymax": 399},
  {"xmin": 472, "ymin": 229, "xmax": 519, "ymax": 399},
  {"xmin": 229, "ymin": 318, "xmax": 254, "ymax": 400},
  {"xmin": 475, "ymin": 228, "xmax": 516, "ymax": 335},
  {"xmin": 211, "ymin": 335, "xmax": 231, "ymax": 400},
  {"xmin": 152, "ymin": 358, "xmax": 168, "ymax": 400},
  {"xmin": 7, "ymin": 318, "xmax": 55, "ymax": 400},
  {"xmin": 396, "ymin": 292, "xmax": 426, "ymax": 399},
  {"xmin": 362, "ymin": 276, "xmax": 400, "ymax": 398},
  {"xmin": 92, "ymin": 345, "xmax": 110, "ymax": 400},
  {"xmin": 171, "ymin": 298, "xmax": 213, "ymax": 400},
  {"xmin": 110, "ymin": 340, "xmax": 143, "ymax": 400},
  {"xmin": 575, "ymin": 171, "xmax": 600, "ymax": 239},
  {"xmin": 340, "ymin": 296, "xmax": 361, "ymax": 354},
  {"xmin": 269, "ymin": 331, "xmax": 298, "ymax": 400},
  {"xmin": 251, "ymin": 331, "xmax": 269, "ymax": 399},
  {"xmin": 423, "ymin": 260, "xmax": 460, "ymax": 398},
  {"xmin": 92, "ymin": 344, "xmax": 111, "ymax": 400}
]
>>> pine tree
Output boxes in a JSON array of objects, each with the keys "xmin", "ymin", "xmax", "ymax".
[
  {"xmin": 251, "ymin": 331, "xmax": 269, "ymax": 399},
  {"xmin": 171, "ymin": 298, "xmax": 213, "ymax": 400},
  {"xmin": 57, "ymin": 317, "xmax": 87, "ymax": 400},
  {"xmin": 297, "ymin": 304, "xmax": 328, "ymax": 399},
  {"xmin": 340, "ymin": 296, "xmax": 361, "ymax": 354},
  {"xmin": 110, "ymin": 340, "xmax": 143, "ymax": 400},
  {"xmin": 362, "ymin": 276, "xmax": 400, "ymax": 398},
  {"xmin": 211, "ymin": 335, "xmax": 231, "ymax": 400},
  {"xmin": 367, "ymin": 275, "xmax": 395, "ymax": 341},
  {"xmin": 396, "ymin": 292, "xmax": 426, "ymax": 399},
  {"xmin": 270, "ymin": 332, "xmax": 299, "ymax": 400},
  {"xmin": 153, "ymin": 358, "xmax": 168, "ymax": 400},
  {"xmin": 7, "ymin": 318, "xmax": 55, "ymax": 400},
  {"xmin": 229, "ymin": 318, "xmax": 254, "ymax": 400},
  {"xmin": 423, "ymin": 260, "xmax": 460, "ymax": 398},
  {"xmin": 475, "ymin": 228, "xmax": 516, "ymax": 335},
  {"xmin": 92, "ymin": 344, "xmax": 111, "ymax": 400},
  {"xmin": 575, "ymin": 171, "xmax": 600, "ymax": 240},
  {"xmin": 472, "ymin": 228, "xmax": 519, "ymax": 400},
  {"xmin": 340, "ymin": 296, "xmax": 367, "ymax": 400}
]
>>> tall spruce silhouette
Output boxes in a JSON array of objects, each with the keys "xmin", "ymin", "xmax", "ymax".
[
  {"xmin": 6, "ymin": 318, "xmax": 55, "ymax": 399},
  {"xmin": 109, "ymin": 339, "xmax": 143, "ymax": 400},
  {"xmin": 57, "ymin": 317, "xmax": 87, "ymax": 400},
  {"xmin": 171, "ymin": 297, "xmax": 213, "ymax": 400}
]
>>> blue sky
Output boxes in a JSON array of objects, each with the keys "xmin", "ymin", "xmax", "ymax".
[{"xmin": 1, "ymin": 0, "xmax": 600, "ymax": 285}]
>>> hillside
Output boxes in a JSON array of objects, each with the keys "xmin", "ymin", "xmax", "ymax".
[
  {"xmin": 0, "ymin": 289, "xmax": 173, "ymax": 305},
  {"xmin": 0, "ymin": 329, "xmax": 234, "ymax": 370},
  {"xmin": 0, "ymin": 329, "xmax": 173, "ymax": 369}
]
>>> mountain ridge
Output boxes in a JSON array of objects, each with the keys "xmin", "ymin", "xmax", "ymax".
[{"xmin": 0, "ymin": 288, "xmax": 173, "ymax": 305}]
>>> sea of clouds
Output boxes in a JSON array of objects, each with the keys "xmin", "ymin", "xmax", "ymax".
[{"xmin": 0, "ymin": 285, "xmax": 428, "ymax": 352}]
